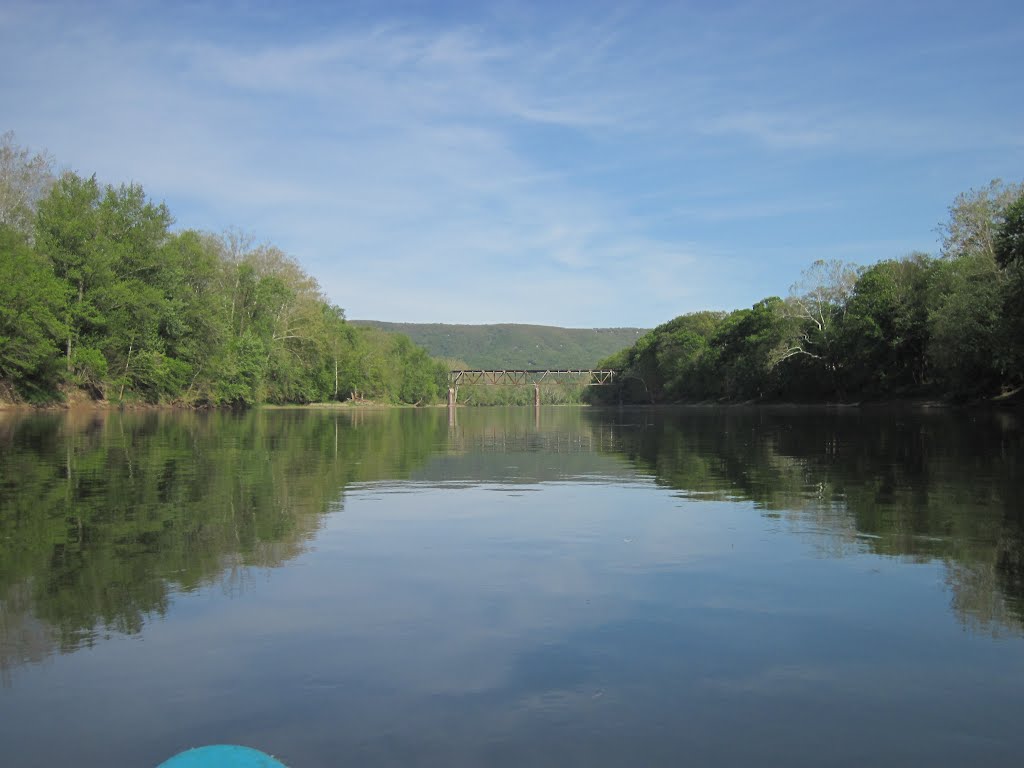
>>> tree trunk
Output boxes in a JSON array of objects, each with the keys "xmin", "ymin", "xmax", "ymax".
[
  {"xmin": 118, "ymin": 341, "xmax": 133, "ymax": 401},
  {"xmin": 67, "ymin": 281, "xmax": 84, "ymax": 372}
]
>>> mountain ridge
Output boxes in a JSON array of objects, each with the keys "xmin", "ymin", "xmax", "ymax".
[{"xmin": 351, "ymin": 321, "xmax": 648, "ymax": 369}]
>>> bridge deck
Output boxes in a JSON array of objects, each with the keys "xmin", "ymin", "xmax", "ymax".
[{"xmin": 449, "ymin": 369, "xmax": 615, "ymax": 386}]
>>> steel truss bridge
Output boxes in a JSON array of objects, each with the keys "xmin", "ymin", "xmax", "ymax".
[
  {"xmin": 446, "ymin": 369, "xmax": 615, "ymax": 407},
  {"xmin": 448, "ymin": 369, "xmax": 615, "ymax": 387}
]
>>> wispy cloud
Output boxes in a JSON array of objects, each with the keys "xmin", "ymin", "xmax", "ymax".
[
  {"xmin": 699, "ymin": 111, "xmax": 837, "ymax": 149},
  {"xmin": 2, "ymin": 0, "xmax": 1022, "ymax": 325}
]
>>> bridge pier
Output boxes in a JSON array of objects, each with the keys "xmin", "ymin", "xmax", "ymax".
[
  {"xmin": 534, "ymin": 383, "xmax": 540, "ymax": 408},
  {"xmin": 447, "ymin": 387, "xmax": 457, "ymax": 409}
]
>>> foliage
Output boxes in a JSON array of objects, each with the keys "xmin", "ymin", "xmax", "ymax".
[
  {"xmin": 0, "ymin": 136, "xmax": 446, "ymax": 407},
  {"xmin": 995, "ymin": 192, "xmax": 1024, "ymax": 380},
  {"xmin": 598, "ymin": 181, "xmax": 1024, "ymax": 404},
  {"xmin": 995, "ymin": 192, "xmax": 1024, "ymax": 269},
  {"xmin": 2, "ymin": 131, "xmax": 1021, "ymax": 406},
  {"xmin": 926, "ymin": 252, "xmax": 1006, "ymax": 397},
  {"xmin": 589, "ymin": 311, "xmax": 723, "ymax": 403},
  {"xmin": 841, "ymin": 254, "xmax": 932, "ymax": 396},
  {"xmin": 591, "ymin": 301, "xmax": 796, "ymax": 403},
  {"xmin": 0, "ymin": 226, "xmax": 67, "ymax": 397}
]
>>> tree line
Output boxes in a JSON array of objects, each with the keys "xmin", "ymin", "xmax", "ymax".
[
  {"xmin": 592, "ymin": 180, "xmax": 1024, "ymax": 404},
  {"xmin": 0, "ymin": 133, "xmax": 448, "ymax": 405}
]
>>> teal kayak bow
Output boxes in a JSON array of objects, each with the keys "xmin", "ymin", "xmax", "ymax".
[{"xmin": 157, "ymin": 745, "xmax": 287, "ymax": 767}]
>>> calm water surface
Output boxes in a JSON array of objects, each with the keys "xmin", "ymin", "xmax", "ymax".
[{"xmin": 1, "ymin": 405, "xmax": 1023, "ymax": 767}]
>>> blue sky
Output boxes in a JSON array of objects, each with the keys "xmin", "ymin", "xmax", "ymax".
[{"xmin": 2, "ymin": 0, "xmax": 1021, "ymax": 327}]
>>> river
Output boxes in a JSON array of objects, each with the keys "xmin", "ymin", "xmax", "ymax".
[{"xmin": 1, "ymin": 405, "xmax": 1022, "ymax": 766}]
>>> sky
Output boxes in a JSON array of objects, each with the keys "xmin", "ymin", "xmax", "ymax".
[{"xmin": 2, "ymin": 0, "xmax": 1022, "ymax": 327}]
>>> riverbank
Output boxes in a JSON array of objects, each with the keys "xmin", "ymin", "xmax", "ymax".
[
  {"xmin": 0, "ymin": 393, "xmax": 439, "ymax": 412},
  {"xmin": 3, "ymin": 388, "xmax": 1020, "ymax": 412}
]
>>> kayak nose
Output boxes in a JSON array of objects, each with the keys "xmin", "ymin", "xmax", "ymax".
[{"xmin": 157, "ymin": 745, "xmax": 288, "ymax": 767}]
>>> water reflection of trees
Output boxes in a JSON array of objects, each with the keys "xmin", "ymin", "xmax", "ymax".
[
  {"xmin": 587, "ymin": 406, "xmax": 1024, "ymax": 634},
  {"xmin": 0, "ymin": 408, "xmax": 448, "ymax": 681},
  {"xmin": 3, "ymin": 405, "xmax": 1021, "ymax": 680},
  {"xmin": 425, "ymin": 407, "xmax": 632, "ymax": 485}
]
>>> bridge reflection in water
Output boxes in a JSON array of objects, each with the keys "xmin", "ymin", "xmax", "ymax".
[{"xmin": 446, "ymin": 369, "xmax": 615, "ymax": 408}]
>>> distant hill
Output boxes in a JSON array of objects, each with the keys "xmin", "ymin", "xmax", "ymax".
[{"xmin": 351, "ymin": 322, "xmax": 648, "ymax": 369}]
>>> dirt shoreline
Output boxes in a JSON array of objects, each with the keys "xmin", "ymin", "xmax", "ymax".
[
  {"xmin": 2, "ymin": 396, "xmax": 1019, "ymax": 413},
  {"xmin": 0, "ymin": 398, "xmax": 431, "ymax": 412}
]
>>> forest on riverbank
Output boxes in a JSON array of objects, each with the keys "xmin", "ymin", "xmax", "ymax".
[
  {"xmin": 0, "ymin": 133, "xmax": 448, "ymax": 406},
  {"xmin": 590, "ymin": 180, "xmax": 1024, "ymax": 405},
  {"xmin": 4, "ymin": 133, "xmax": 1023, "ymax": 408}
]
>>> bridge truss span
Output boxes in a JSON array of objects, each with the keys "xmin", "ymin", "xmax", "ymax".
[{"xmin": 449, "ymin": 369, "xmax": 615, "ymax": 387}]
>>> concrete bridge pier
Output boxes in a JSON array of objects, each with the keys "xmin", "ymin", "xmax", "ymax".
[
  {"xmin": 534, "ymin": 382, "xmax": 541, "ymax": 408},
  {"xmin": 448, "ymin": 387, "xmax": 457, "ymax": 409}
]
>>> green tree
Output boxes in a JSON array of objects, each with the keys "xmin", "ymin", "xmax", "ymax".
[
  {"xmin": 0, "ymin": 143, "xmax": 460, "ymax": 406},
  {"xmin": 928, "ymin": 180, "xmax": 1023, "ymax": 397},
  {"xmin": 156, "ymin": 231, "xmax": 230, "ymax": 402},
  {"xmin": 927, "ymin": 252, "xmax": 1004, "ymax": 396},
  {"xmin": 34, "ymin": 172, "xmax": 108, "ymax": 390},
  {"xmin": 842, "ymin": 253, "xmax": 934, "ymax": 396},
  {"xmin": 710, "ymin": 297, "xmax": 793, "ymax": 400},
  {"xmin": 995, "ymin": 193, "xmax": 1024, "ymax": 269},
  {"xmin": 94, "ymin": 183, "xmax": 176, "ymax": 401},
  {"xmin": 392, "ymin": 334, "xmax": 442, "ymax": 404},
  {"xmin": 654, "ymin": 311, "xmax": 723, "ymax": 400},
  {"xmin": 313, "ymin": 303, "xmax": 350, "ymax": 402},
  {"xmin": 0, "ymin": 226, "xmax": 67, "ymax": 397},
  {"xmin": 995, "ymin": 192, "xmax": 1024, "ymax": 384}
]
